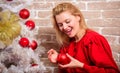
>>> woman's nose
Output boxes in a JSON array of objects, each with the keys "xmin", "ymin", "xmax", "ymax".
[{"xmin": 63, "ymin": 23, "xmax": 67, "ymax": 30}]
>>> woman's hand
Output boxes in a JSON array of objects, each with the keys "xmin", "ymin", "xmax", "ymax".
[
  {"xmin": 47, "ymin": 49, "xmax": 58, "ymax": 63},
  {"xmin": 59, "ymin": 53, "xmax": 84, "ymax": 68}
]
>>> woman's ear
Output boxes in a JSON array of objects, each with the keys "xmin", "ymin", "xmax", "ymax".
[{"xmin": 75, "ymin": 14, "xmax": 81, "ymax": 22}]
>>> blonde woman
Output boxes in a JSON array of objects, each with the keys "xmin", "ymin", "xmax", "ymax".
[{"xmin": 47, "ymin": 2, "xmax": 119, "ymax": 73}]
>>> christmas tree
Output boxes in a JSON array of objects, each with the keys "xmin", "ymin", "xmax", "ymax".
[{"xmin": 0, "ymin": 0, "xmax": 46, "ymax": 73}]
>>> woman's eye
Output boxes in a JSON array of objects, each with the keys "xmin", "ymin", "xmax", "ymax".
[
  {"xmin": 58, "ymin": 23, "xmax": 63, "ymax": 27},
  {"xmin": 66, "ymin": 20, "xmax": 70, "ymax": 24}
]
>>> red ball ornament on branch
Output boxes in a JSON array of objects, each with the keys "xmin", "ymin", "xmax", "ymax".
[
  {"xmin": 29, "ymin": 40, "xmax": 38, "ymax": 50},
  {"xmin": 6, "ymin": 0, "xmax": 13, "ymax": 1},
  {"xmin": 19, "ymin": 8, "xmax": 30, "ymax": 19},
  {"xmin": 31, "ymin": 63, "xmax": 38, "ymax": 67},
  {"xmin": 25, "ymin": 20, "xmax": 35, "ymax": 30},
  {"xmin": 19, "ymin": 37, "xmax": 29, "ymax": 47},
  {"xmin": 57, "ymin": 53, "xmax": 71, "ymax": 65}
]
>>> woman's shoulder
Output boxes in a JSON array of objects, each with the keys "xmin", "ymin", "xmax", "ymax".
[
  {"xmin": 85, "ymin": 29, "xmax": 103, "ymax": 39},
  {"xmin": 82, "ymin": 29, "xmax": 105, "ymax": 44}
]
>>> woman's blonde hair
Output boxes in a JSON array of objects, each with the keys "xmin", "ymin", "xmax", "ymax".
[{"xmin": 52, "ymin": 2, "xmax": 88, "ymax": 46}]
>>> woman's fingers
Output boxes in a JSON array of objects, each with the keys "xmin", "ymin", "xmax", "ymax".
[
  {"xmin": 58, "ymin": 63, "xmax": 70, "ymax": 68},
  {"xmin": 47, "ymin": 49, "xmax": 58, "ymax": 63},
  {"xmin": 47, "ymin": 49, "xmax": 54, "ymax": 57},
  {"xmin": 47, "ymin": 49, "xmax": 54, "ymax": 54},
  {"xmin": 66, "ymin": 53, "xmax": 74, "ymax": 60},
  {"xmin": 47, "ymin": 49, "xmax": 54, "ymax": 59}
]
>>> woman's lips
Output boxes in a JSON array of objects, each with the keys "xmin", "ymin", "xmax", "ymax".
[{"xmin": 64, "ymin": 29, "xmax": 72, "ymax": 35}]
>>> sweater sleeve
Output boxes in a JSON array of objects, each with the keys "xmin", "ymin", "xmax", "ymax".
[{"xmin": 83, "ymin": 34, "xmax": 120, "ymax": 73}]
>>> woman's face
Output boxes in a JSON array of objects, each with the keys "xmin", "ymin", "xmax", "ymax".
[{"xmin": 55, "ymin": 11, "xmax": 80, "ymax": 38}]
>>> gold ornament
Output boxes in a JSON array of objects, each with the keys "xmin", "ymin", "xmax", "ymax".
[{"xmin": 0, "ymin": 10, "xmax": 21, "ymax": 46}]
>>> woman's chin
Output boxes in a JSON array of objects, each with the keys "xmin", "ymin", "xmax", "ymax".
[{"xmin": 68, "ymin": 34, "xmax": 74, "ymax": 38}]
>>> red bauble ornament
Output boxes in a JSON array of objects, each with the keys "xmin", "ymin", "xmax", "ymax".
[
  {"xmin": 25, "ymin": 20, "xmax": 35, "ymax": 30},
  {"xmin": 7, "ymin": 0, "xmax": 12, "ymax": 1},
  {"xmin": 57, "ymin": 53, "xmax": 71, "ymax": 65},
  {"xmin": 29, "ymin": 40, "xmax": 38, "ymax": 50},
  {"xmin": 31, "ymin": 63, "xmax": 38, "ymax": 67},
  {"xmin": 19, "ymin": 8, "xmax": 30, "ymax": 19},
  {"xmin": 19, "ymin": 37, "xmax": 29, "ymax": 47}
]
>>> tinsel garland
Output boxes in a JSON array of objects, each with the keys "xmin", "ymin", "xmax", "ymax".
[{"xmin": 0, "ymin": 9, "xmax": 21, "ymax": 45}]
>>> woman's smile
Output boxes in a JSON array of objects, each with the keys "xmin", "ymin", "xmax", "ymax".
[{"xmin": 64, "ymin": 27, "xmax": 72, "ymax": 36}]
